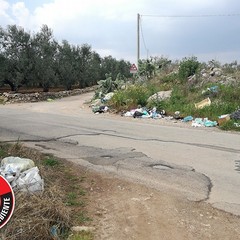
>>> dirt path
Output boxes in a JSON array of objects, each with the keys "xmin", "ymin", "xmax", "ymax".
[{"xmin": 86, "ymin": 171, "xmax": 240, "ymax": 240}]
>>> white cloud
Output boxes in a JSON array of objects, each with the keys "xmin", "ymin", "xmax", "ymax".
[
  {"xmin": 0, "ymin": 0, "xmax": 240, "ymax": 63},
  {"xmin": 0, "ymin": 0, "xmax": 14, "ymax": 26},
  {"xmin": 12, "ymin": 2, "xmax": 30, "ymax": 27},
  {"xmin": 0, "ymin": 0, "xmax": 9, "ymax": 15}
]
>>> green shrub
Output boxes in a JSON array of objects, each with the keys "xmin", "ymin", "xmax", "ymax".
[
  {"xmin": 107, "ymin": 56, "xmax": 240, "ymax": 131},
  {"xmin": 109, "ymin": 84, "xmax": 152, "ymax": 111},
  {"xmin": 178, "ymin": 56, "xmax": 200, "ymax": 81},
  {"xmin": 218, "ymin": 85, "xmax": 240, "ymax": 102},
  {"xmin": 109, "ymin": 91, "xmax": 127, "ymax": 110},
  {"xmin": 147, "ymin": 99, "xmax": 164, "ymax": 112},
  {"xmin": 169, "ymin": 86, "xmax": 187, "ymax": 105},
  {"xmin": 161, "ymin": 72, "xmax": 178, "ymax": 84}
]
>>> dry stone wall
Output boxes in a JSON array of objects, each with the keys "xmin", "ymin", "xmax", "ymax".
[{"xmin": 0, "ymin": 86, "xmax": 96, "ymax": 104}]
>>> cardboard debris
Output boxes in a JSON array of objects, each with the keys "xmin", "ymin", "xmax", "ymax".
[
  {"xmin": 218, "ymin": 114, "xmax": 230, "ymax": 126},
  {"xmin": 195, "ymin": 97, "xmax": 211, "ymax": 109}
]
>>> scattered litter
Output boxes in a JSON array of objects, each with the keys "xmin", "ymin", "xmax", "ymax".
[
  {"xmin": 123, "ymin": 110, "xmax": 135, "ymax": 117},
  {"xmin": 47, "ymin": 98, "xmax": 54, "ymax": 102},
  {"xmin": 149, "ymin": 107, "xmax": 162, "ymax": 119},
  {"xmin": 174, "ymin": 111, "xmax": 182, "ymax": 120},
  {"xmin": 92, "ymin": 105, "xmax": 109, "ymax": 114},
  {"xmin": 123, "ymin": 107, "xmax": 165, "ymax": 119},
  {"xmin": 183, "ymin": 116, "xmax": 193, "ymax": 122},
  {"xmin": 50, "ymin": 225, "xmax": 60, "ymax": 240},
  {"xmin": 234, "ymin": 123, "xmax": 240, "ymax": 127},
  {"xmin": 202, "ymin": 86, "xmax": 219, "ymax": 95},
  {"xmin": 203, "ymin": 118, "xmax": 218, "ymax": 127},
  {"xmin": 164, "ymin": 116, "xmax": 174, "ymax": 121},
  {"xmin": 208, "ymin": 86, "xmax": 219, "ymax": 93},
  {"xmin": 230, "ymin": 109, "xmax": 240, "ymax": 120},
  {"xmin": 191, "ymin": 118, "xmax": 217, "ymax": 127},
  {"xmin": 102, "ymin": 92, "xmax": 114, "ymax": 102},
  {"xmin": 218, "ymin": 114, "xmax": 230, "ymax": 126},
  {"xmin": 195, "ymin": 98, "xmax": 211, "ymax": 109},
  {"xmin": 192, "ymin": 118, "xmax": 204, "ymax": 127},
  {"xmin": 133, "ymin": 108, "xmax": 150, "ymax": 118}
]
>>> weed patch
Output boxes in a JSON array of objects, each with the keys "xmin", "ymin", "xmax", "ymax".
[
  {"xmin": 0, "ymin": 143, "xmax": 94, "ymax": 240},
  {"xmin": 42, "ymin": 156, "xmax": 59, "ymax": 166},
  {"xmin": 68, "ymin": 231, "xmax": 94, "ymax": 240},
  {"xmin": 219, "ymin": 120, "xmax": 240, "ymax": 131}
]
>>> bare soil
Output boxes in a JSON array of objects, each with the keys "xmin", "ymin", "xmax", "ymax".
[{"xmin": 85, "ymin": 170, "xmax": 240, "ymax": 240}]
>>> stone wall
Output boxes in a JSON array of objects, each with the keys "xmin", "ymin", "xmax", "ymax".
[{"xmin": 0, "ymin": 86, "xmax": 97, "ymax": 104}]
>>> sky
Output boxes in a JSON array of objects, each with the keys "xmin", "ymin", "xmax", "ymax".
[{"xmin": 1, "ymin": 0, "xmax": 240, "ymax": 64}]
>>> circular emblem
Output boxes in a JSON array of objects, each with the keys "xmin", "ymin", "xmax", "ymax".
[{"xmin": 0, "ymin": 176, "xmax": 15, "ymax": 228}]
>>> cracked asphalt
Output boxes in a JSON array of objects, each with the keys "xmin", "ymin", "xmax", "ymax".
[{"xmin": 0, "ymin": 92, "xmax": 240, "ymax": 215}]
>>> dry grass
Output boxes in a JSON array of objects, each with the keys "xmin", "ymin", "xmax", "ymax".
[
  {"xmin": 0, "ymin": 143, "xmax": 93, "ymax": 240},
  {"xmin": 1, "ymin": 186, "xmax": 71, "ymax": 240}
]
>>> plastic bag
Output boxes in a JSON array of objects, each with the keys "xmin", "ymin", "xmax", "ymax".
[
  {"xmin": 13, "ymin": 166, "xmax": 44, "ymax": 193},
  {"xmin": 1, "ymin": 156, "xmax": 35, "ymax": 173}
]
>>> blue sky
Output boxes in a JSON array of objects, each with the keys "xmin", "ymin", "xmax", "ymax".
[{"xmin": 1, "ymin": 0, "xmax": 240, "ymax": 64}]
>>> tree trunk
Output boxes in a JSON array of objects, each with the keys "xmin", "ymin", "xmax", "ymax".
[
  {"xmin": 43, "ymin": 87, "xmax": 49, "ymax": 92},
  {"xmin": 4, "ymin": 79, "xmax": 18, "ymax": 92}
]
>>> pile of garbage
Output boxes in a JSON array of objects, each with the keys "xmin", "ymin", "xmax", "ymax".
[
  {"xmin": 91, "ymin": 92, "xmax": 114, "ymax": 114},
  {"xmin": 122, "ymin": 108, "xmax": 218, "ymax": 128},
  {"xmin": 182, "ymin": 116, "xmax": 217, "ymax": 127},
  {"xmin": 123, "ymin": 106, "xmax": 166, "ymax": 119},
  {"xmin": 230, "ymin": 108, "xmax": 240, "ymax": 120},
  {"xmin": 90, "ymin": 89, "xmax": 240, "ymax": 129},
  {"xmin": 0, "ymin": 156, "xmax": 44, "ymax": 193}
]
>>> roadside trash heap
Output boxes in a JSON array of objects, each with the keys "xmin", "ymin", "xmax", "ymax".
[
  {"xmin": 0, "ymin": 156, "xmax": 44, "ymax": 193},
  {"xmin": 91, "ymin": 92, "xmax": 113, "ymax": 114},
  {"xmin": 123, "ymin": 106, "xmax": 165, "ymax": 119},
  {"xmin": 90, "ymin": 90, "xmax": 240, "ymax": 129},
  {"xmin": 183, "ymin": 116, "xmax": 218, "ymax": 127},
  {"xmin": 230, "ymin": 108, "xmax": 240, "ymax": 127}
]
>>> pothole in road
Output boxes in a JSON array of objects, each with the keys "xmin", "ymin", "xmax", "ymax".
[
  {"xmin": 235, "ymin": 160, "xmax": 240, "ymax": 172},
  {"xmin": 151, "ymin": 164, "xmax": 173, "ymax": 170},
  {"xmin": 101, "ymin": 155, "xmax": 113, "ymax": 159}
]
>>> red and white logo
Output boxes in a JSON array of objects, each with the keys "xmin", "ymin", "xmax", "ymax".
[{"xmin": 0, "ymin": 176, "xmax": 15, "ymax": 228}]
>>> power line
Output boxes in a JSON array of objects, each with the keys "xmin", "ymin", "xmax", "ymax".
[
  {"xmin": 139, "ymin": 15, "xmax": 150, "ymax": 59},
  {"xmin": 137, "ymin": 12, "xmax": 240, "ymax": 62},
  {"xmin": 141, "ymin": 13, "xmax": 240, "ymax": 18}
]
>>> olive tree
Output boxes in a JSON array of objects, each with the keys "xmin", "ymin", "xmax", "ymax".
[{"xmin": 0, "ymin": 25, "xmax": 34, "ymax": 91}]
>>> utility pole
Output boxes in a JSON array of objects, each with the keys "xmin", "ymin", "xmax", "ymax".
[{"xmin": 137, "ymin": 13, "xmax": 140, "ymax": 67}]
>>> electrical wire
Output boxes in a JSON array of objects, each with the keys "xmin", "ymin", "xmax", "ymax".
[
  {"xmin": 139, "ymin": 15, "xmax": 150, "ymax": 59},
  {"xmin": 142, "ymin": 13, "xmax": 240, "ymax": 18},
  {"xmin": 138, "ymin": 13, "xmax": 240, "ymax": 60}
]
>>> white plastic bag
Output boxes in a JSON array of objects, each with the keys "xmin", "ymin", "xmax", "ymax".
[
  {"xmin": 13, "ymin": 167, "xmax": 44, "ymax": 193},
  {"xmin": 1, "ymin": 156, "xmax": 35, "ymax": 173}
]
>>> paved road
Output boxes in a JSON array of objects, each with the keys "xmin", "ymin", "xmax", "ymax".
[{"xmin": 0, "ymin": 93, "xmax": 240, "ymax": 215}]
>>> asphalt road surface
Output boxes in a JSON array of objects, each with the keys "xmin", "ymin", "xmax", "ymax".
[{"xmin": 0, "ymin": 92, "xmax": 240, "ymax": 216}]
